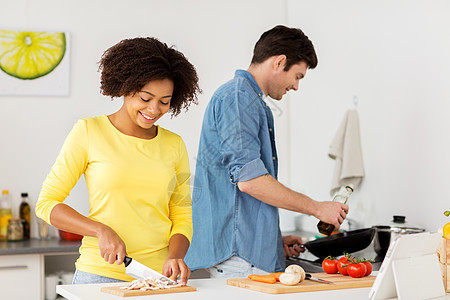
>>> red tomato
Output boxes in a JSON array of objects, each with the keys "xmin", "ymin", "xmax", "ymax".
[
  {"xmin": 337, "ymin": 257, "xmax": 349, "ymax": 276},
  {"xmin": 363, "ymin": 261, "xmax": 373, "ymax": 276},
  {"xmin": 322, "ymin": 258, "xmax": 338, "ymax": 274},
  {"xmin": 347, "ymin": 263, "xmax": 367, "ymax": 278}
]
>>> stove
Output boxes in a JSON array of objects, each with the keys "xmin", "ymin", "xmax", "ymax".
[{"xmin": 282, "ymin": 229, "xmax": 385, "ymax": 273}]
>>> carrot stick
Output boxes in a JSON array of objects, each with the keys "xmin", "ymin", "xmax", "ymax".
[
  {"xmin": 269, "ymin": 272, "xmax": 284, "ymax": 281},
  {"xmin": 248, "ymin": 274, "xmax": 276, "ymax": 284}
]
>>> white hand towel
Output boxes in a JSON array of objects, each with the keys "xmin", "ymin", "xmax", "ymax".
[{"xmin": 329, "ymin": 109, "xmax": 365, "ymax": 196}]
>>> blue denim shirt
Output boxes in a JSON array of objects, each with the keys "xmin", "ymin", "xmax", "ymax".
[{"xmin": 185, "ymin": 70, "xmax": 285, "ymax": 273}]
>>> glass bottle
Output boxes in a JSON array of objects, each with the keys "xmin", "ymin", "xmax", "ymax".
[
  {"xmin": 19, "ymin": 193, "xmax": 31, "ymax": 240},
  {"xmin": 0, "ymin": 190, "xmax": 13, "ymax": 241},
  {"xmin": 317, "ymin": 184, "xmax": 354, "ymax": 236}
]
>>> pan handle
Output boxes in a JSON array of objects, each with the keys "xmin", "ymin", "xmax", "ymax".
[{"xmin": 288, "ymin": 243, "xmax": 305, "ymax": 249}]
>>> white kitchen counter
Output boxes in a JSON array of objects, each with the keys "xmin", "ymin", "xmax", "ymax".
[
  {"xmin": 57, "ymin": 278, "xmax": 371, "ymax": 299},
  {"xmin": 54, "ymin": 277, "xmax": 391, "ymax": 300},
  {"xmin": 57, "ymin": 277, "xmax": 450, "ymax": 300}
]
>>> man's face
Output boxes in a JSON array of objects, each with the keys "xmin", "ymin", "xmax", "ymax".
[{"xmin": 267, "ymin": 61, "xmax": 308, "ymax": 100}]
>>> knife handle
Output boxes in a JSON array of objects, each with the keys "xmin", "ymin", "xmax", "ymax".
[
  {"xmin": 123, "ymin": 256, "xmax": 132, "ymax": 267},
  {"xmin": 115, "ymin": 255, "xmax": 133, "ymax": 267}
]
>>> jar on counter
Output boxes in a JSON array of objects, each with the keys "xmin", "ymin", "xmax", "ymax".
[{"xmin": 7, "ymin": 218, "xmax": 24, "ymax": 242}]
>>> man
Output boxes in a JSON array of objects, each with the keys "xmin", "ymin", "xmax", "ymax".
[{"xmin": 185, "ymin": 25, "xmax": 348, "ymax": 277}]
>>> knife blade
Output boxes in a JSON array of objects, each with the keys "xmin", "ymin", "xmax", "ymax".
[
  {"xmin": 305, "ymin": 273, "xmax": 333, "ymax": 284},
  {"xmin": 123, "ymin": 256, "xmax": 177, "ymax": 285}
]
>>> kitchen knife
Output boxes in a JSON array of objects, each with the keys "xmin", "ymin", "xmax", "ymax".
[
  {"xmin": 123, "ymin": 256, "xmax": 177, "ymax": 285},
  {"xmin": 305, "ymin": 273, "xmax": 333, "ymax": 284}
]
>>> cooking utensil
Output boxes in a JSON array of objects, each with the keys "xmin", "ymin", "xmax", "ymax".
[
  {"xmin": 123, "ymin": 256, "xmax": 177, "ymax": 285},
  {"xmin": 58, "ymin": 229, "xmax": 83, "ymax": 241},
  {"xmin": 300, "ymin": 228, "xmax": 375, "ymax": 258},
  {"xmin": 372, "ymin": 215, "xmax": 425, "ymax": 257},
  {"xmin": 305, "ymin": 273, "xmax": 333, "ymax": 284}
]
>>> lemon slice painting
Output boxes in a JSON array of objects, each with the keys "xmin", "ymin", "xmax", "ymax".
[{"xmin": 0, "ymin": 30, "xmax": 66, "ymax": 80}]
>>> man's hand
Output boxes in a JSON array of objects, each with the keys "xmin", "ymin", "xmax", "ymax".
[
  {"xmin": 282, "ymin": 235, "xmax": 305, "ymax": 258},
  {"xmin": 315, "ymin": 201, "xmax": 349, "ymax": 230}
]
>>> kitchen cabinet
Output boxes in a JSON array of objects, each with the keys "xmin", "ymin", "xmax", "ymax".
[
  {"xmin": 0, "ymin": 238, "xmax": 80, "ymax": 300},
  {"xmin": 0, "ymin": 254, "xmax": 41, "ymax": 299}
]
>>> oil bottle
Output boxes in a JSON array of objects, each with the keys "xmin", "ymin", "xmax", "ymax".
[
  {"xmin": 0, "ymin": 190, "xmax": 13, "ymax": 241},
  {"xmin": 19, "ymin": 193, "xmax": 31, "ymax": 240},
  {"xmin": 317, "ymin": 184, "xmax": 354, "ymax": 236}
]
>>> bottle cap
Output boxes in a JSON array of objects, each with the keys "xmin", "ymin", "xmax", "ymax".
[
  {"xmin": 345, "ymin": 184, "xmax": 354, "ymax": 192},
  {"xmin": 21, "ymin": 193, "xmax": 28, "ymax": 197}
]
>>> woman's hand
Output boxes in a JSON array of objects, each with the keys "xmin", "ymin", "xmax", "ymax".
[
  {"xmin": 162, "ymin": 258, "xmax": 191, "ymax": 286},
  {"xmin": 48, "ymin": 203, "xmax": 127, "ymax": 265},
  {"xmin": 163, "ymin": 234, "xmax": 191, "ymax": 285},
  {"xmin": 97, "ymin": 225, "xmax": 127, "ymax": 265}
]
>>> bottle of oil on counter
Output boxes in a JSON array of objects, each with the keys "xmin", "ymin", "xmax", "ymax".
[
  {"xmin": 317, "ymin": 184, "xmax": 354, "ymax": 236},
  {"xmin": 19, "ymin": 193, "xmax": 31, "ymax": 240},
  {"xmin": 0, "ymin": 190, "xmax": 13, "ymax": 241}
]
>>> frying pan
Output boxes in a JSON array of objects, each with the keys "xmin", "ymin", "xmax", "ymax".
[{"xmin": 300, "ymin": 228, "xmax": 375, "ymax": 258}]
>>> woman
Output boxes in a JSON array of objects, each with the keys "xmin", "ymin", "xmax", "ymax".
[{"xmin": 35, "ymin": 37, "xmax": 201, "ymax": 285}]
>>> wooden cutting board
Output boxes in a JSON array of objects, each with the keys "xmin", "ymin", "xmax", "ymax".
[
  {"xmin": 227, "ymin": 273, "xmax": 376, "ymax": 294},
  {"xmin": 100, "ymin": 285, "xmax": 196, "ymax": 297}
]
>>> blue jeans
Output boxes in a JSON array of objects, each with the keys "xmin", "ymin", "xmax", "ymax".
[
  {"xmin": 72, "ymin": 269, "xmax": 128, "ymax": 284},
  {"xmin": 207, "ymin": 256, "xmax": 269, "ymax": 278}
]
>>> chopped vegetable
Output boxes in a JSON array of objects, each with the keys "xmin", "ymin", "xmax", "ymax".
[
  {"xmin": 269, "ymin": 272, "xmax": 284, "ymax": 281},
  {"xmin": 248, "ymin": 274, "xmax": 276, "ymax": 284},
  {"xmin": 279, "ymin": 272, "xmax": 301, "ymax": 285},
  {"xmin": 285, "ymin": 265, "xmax": 306, "ymax": 282}
]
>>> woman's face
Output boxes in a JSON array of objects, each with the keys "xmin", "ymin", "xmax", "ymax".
[{"xmin": 124, "ymin": 79, "xmax": 174, "ymax": 132}]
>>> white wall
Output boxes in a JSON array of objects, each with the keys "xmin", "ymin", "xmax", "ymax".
[
  {"xmin": 0, "ymin": 0, "xmax": 287, "ymax": 237},
  {"xmin": 1, "ymin": 0, "xmax": 449, "ymax": 238},
  {"xmin": 283, "ymin": 0, "xmax": 450, "ymax": 232}
]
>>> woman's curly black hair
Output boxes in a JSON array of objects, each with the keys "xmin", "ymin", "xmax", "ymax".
[{"xmin": 98, "ymin": 37, "xmax": 201, "ymax": 117}]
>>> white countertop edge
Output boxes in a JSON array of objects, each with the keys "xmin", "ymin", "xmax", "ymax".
[{"xmin": 56, "ymin": 278, "xmax": 377, "ymax": 300}]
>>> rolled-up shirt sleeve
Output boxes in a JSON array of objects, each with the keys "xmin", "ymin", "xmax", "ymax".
[{"xmin": 214, "ymin": 89, "xmax": 269, "ymax": 184}]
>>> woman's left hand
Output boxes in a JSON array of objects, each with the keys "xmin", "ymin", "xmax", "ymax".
[{"xmin": 162, "ymin": 258, "xmax": 191, "ymax": 286}]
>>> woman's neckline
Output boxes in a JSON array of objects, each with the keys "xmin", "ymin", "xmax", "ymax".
[{"xmin": 104, "ymin": 114, "xmax": 161, "ymax": 141}]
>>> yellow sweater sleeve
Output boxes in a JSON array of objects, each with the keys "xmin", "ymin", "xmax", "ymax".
[
  {"xmin": 35, "ymin": 119, "xmax": 88, "ymax": 225},
  {"xmin": 168, "ymin": 138, "xmax": 193, "ymax": 243}
]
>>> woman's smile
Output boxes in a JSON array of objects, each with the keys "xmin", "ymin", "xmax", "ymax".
[{"xmin": 139, "ymin": 111, "xmax": 159, "ymax": 122}]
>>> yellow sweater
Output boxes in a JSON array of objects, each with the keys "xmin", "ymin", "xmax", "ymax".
[{"xmin": 36, "ymin": 115, "xmax": 193, "ymax": 281}]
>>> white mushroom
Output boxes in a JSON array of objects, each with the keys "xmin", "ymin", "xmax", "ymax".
[
  {"xmin": 285, "ymin": 265, "xmax": 306, "ymax": 282},
  {"xmin": 279, "ymin": 272, "xmax": 301, "ymax": 286}
]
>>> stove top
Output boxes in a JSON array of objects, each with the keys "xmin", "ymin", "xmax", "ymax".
[
  {"xmin": 285, "ymin": 247, "xmax": 384, "ymax": 273},
  {"xmin": 282, "ymin": 229, "xmax": 384, "ymax": 273}
]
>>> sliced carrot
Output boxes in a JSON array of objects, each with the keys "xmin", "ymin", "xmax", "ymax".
[
  {"xmin": 269, "ymin": 272, "xmax": 284, "ymax": 281},
  {"xmin": 248, "ymin": 274, "xmax": 276, "ymax": 284}
]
